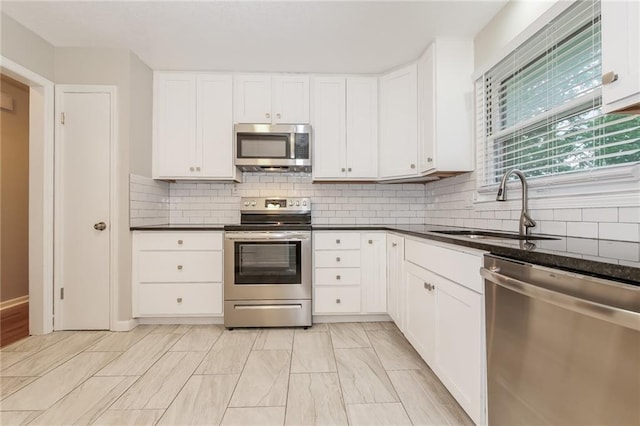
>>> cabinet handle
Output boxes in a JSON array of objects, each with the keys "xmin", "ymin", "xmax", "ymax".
[
  {"xmin": 189, "ymin": 166, "xmax": 195, "ymax": 172},
  {"xmin": 368, "ymin": 239, "xmax": 373, "ymax": 244},
  {"xmin": 336, "ymin": 275, "xmax": 341, "ymax": 280},
  {"xmin": 348, "ymin": 167, "xmax": 352, "ymax": 172},
  {"xmin": 410, "ymin": 163, "xmax": 416, "ymax": 169},
  {"xmin": 602, "ymin": 71, "xmax": 619, "ymax": 85},
  {"xmin": 196, "ymin": 166, "xmax": 201, "ymax": 172},
  {"xmin": 336, "ymin": 298, "xmax": 341, "ymax": 304},
  {"xmin": 177, "ymin": 297, "xmax": 183, "ymax": 303},
  {"xmin": 265, "ymin": 112, "xmax": 271, "ymax": 119},
  {"xmin": 336, "ymin": 257, "xmax": 341, "ymax": 262},
  {"xmin": 336, "ymin": 239, "xmax": 341, "ymax": 244},
  {"xmin": 424, "ymin": 282, "xmax": 435, "ymax": 291},
  {"xmin": 427, "ymin": 157, "xmax": 433, "ymax": 162},
  {"xmin": 392, "ymin": 242, "xmax": 397, "ymax": 247},
  {"xmin": 341, "ymin": 168, "xmax": 346, "ymax": 172},
  {"xmin": 276, "ymin": 113, "xmax": 281, "ymax": 119},
  {"xmin": 177, "ymin": 239, "xmax": 183, "ymax": 245},
  {"xmin": 177, "ymin": 265, "xmax": 183, "ymax": 270}
]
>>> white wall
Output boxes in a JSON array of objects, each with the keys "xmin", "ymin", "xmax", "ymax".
[
  {"xmin": 129, "ymin": 53, "xmax": 153, "ymax": 177},
  {"xmin": 1, "ymin": 13, "xmax": 55, "ymax": 81}
]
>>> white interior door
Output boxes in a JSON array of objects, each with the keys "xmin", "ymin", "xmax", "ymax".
[{"xmin": 55, "ymin": 86, "xmax": 112, "ymax": 330}]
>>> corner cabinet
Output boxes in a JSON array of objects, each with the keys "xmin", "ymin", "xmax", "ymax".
[
  {"xmin": 313, "ymin": 231, "xmax": 386, "ymax": 315},
  {"xmin": 378, "ymin": 64, "xmax": 419, "ymax": 179},
  {"xmin": 312, "ymin": 76, "xmax": 378, "ymax": 180},
  {"xmin": 418, "ymin": 38, "xmax": 474, "ymax": 176},
  {"xmin": 132, "ymin": 231, "xmax": 224, "ymax": 317},
  {"xmin": 234, "ymin": 74, "xmax": 310, "ymax": 124},
  {"xmin": 153, "ymin": 72, "xmax": 239, "ymax": 180},
  {"xmin": 403, "ymin": 237, "xmax": 486, "ymax": 425},
  {"xmin": 601, "ymin": 0, "xmax": 640, "ymax": 113}
]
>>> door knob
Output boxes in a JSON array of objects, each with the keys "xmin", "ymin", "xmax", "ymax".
[{"xmin": 93, "ymin": 222, "xmax": 107, "ymax": 231}]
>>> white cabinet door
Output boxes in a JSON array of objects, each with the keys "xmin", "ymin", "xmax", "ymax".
[
  {"xmin": 273, "ymin": 76, "xmax": 310, "ymax": 123},
  {"xmin": 154, "ymin": 73, "xmax": 197, "ymax": 178},
  {"xmin": 434, "ymin": 274, "xmax": 483, "ymax": 425},
  {"xmin": 379, "ymin": 64, "xmax": 418, "ymax": 179},
  {"xmin": 601, "ymin": 0, "xmax": 640, "ymax": 112},
  {"xmin": 386, "ymin": 234, "xmax": 405, "ymax": 331},
  {"xmin": 346, "ymin": 77, "xmax": 378, "ymax": 179},
  {"xmin": 361, "ymin": 233, "xmax": 387, "ymax": 313},
  {"xmin": 198, "ymin": 74, "xmax": 235, "ymax": 179},
  {"xmin": 312, "ymin": 77, "xmax": 346, "ymax": 178},
  {"xmin": 404, "ymin": 261, "xmax": 436, "ymax": 366},
  {"xmin": 234, "ymin": 74, "xmax": 272, "ymax": 123},
  {"xmin": 418, "ymin": 38, "xmax": 474, "ymax": 175}
]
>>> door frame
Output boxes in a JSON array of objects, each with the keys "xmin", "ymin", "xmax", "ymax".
[
  {"xmin": 1, "ymin": 56, "xmax": 54, "ymax": 335},
  {"xmin": 53, "ymin": 85, "xmax": 119, "ymax": 331}
]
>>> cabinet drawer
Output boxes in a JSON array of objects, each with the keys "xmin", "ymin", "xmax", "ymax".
[
  {"xmin": 135, "ymin": 232, "xmax": 223, "ymax": 251},
  {"xmin": 315, "ymin": 268, "xmax": 360, "ymax": 286},
  {"xmin": 138, "ymin": 251, "xmax": 222, "ymax": 283},
  {"xmin": 315, "ymin": 250, "xmax": 360, "ymax": 268},
  {"xmin": 315, "ymin": 287, "xmax": 361, "ymax": 313},
  {"xmin": 138, "ymin": 283, "xmax": 222, "ymax": 316},
  {"xmin": 314, "ymin": 233, "xmax": 361, "ymax": 250}
]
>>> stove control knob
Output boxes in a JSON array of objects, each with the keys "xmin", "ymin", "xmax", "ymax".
[
  {"xmin": 296, "ymin": 201, "xmax": 300, "ymax": 206},
  {"xmin": 251, "ymin": 201, "xmax": 257, "ymax": 207},
  {"xmin": 289, "ymin": 201, "xmax": 295, "ymax": 207},
  {"xmin": 244, "ymin": 201, "xmax": 249, "ymax": 207},
  {"xmin": 302, "ymin": 200, "xmax": 307, "ymax": 206}
]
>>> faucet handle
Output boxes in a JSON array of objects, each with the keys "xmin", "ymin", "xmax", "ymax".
[{"xmin": 523, "ymin": 212, "xmax": 536, "ymax": 228}]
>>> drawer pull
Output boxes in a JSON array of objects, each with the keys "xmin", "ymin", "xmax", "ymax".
[
  {"xmin": 424, "ymin": 282, "xmax": 435, "ymax": 291},
  {"xmin": 177, "ymin": 265, "xmax": 183, "ymax": 270},
  {"xmin": 336, "ymin": 257, "xmax": 341, "ymax": 262},
  {"xmin": 336, "ymin": 275, "xmax": 341, "ymax": 280},
  {"xmin": 336, "ymin": 298, "xmax": 341, "ymax": 304},
  {"xmin": 177, "ymin": 297, "xmax": 183, "ymax": 303},
  {"xmin": 392, "ymin": 242, "xmax": 397, "ymax": 247},
  {"xmin": 177, "ymin": 239, "xmax": 183, "ymax": 245},
  {"xmin": 368, "ymin": 239, "xmax": 373, "ymax": 244},
  {"xmin": 336, "ymin": 239, "xmax": 341, "ymax": 244}
]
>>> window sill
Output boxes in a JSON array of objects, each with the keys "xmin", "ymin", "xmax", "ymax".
[{"xmin": 473, "ymin": 163, "xmax": 640, "ymax": 210}]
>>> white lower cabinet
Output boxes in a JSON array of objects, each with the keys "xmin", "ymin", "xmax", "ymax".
[
  {"xmin": 132, "ymin": 231, "xmax": 224, "ymax": 317},
  {"xmin": 403, "ymin": 237, "xmax": 486, "ymax": 425},
  {"xmin": 313, "ymin": 231, "xmax": 386, "ymax": 315},
  {"xmin": 386, "ymin": 233, "xmax": 405, "ymax": 331}
]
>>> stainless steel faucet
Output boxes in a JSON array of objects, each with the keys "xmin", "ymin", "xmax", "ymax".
[{"xmin": 496, "ymin": 168, "xmax": 536, "ymax": 236}]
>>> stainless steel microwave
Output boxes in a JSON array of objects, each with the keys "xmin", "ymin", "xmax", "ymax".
[{"xmin": 234, "ymin": 124, "xmax": 311, "ymax": 172}]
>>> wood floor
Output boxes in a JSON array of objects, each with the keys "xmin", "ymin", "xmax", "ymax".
[
  {"xmin": 0, "ymin": 302, "xmax": 29, "ymax": 348},
  {"xmin": 0, "ymin": 322, "xmax": 473, "ymax": 425}
]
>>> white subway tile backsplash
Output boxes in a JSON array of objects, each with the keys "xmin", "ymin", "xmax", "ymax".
[
  {"xmin": 619, "ymin": 207, "xmax": 640, "ymax": 223},
  {"xmin": 553, "ymin": 209, "xmax": 582, "ymax": 222},
  {"xmin": 540, "ymin": 221, "xmax": 567, "ymax": 236},
  {"xmin": 583, "ymin": 207, "xmax": 618, "ymax": 223},
  {"xmin": 598, "ymin": 222, "xmax": 639, "ymax": 242},
  {"xmin": 566, "ymin": 222, "xmax": 598, "ymax": 239},
  {"xmin": 598, "ymin": 240, "xmax": 640, "ymax": 262}
]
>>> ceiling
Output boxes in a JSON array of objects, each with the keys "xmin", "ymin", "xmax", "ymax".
[{"xmin": 2, "ymin": 1, "xmax": 507, "ymax": 74}]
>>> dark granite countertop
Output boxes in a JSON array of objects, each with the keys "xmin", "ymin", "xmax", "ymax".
[{"xmin": 131, "ymin": 223, "xmax": 639, "ymax": 285}]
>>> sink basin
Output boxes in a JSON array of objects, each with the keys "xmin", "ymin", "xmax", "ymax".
[{"xmin": 431, "ymin": 230, "xmax": 559, "ymax": 241}]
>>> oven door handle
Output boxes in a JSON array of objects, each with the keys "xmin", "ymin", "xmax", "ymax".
[{"xmin": 225, "ymin": 232, "xmax": 310, "ymax": 241}]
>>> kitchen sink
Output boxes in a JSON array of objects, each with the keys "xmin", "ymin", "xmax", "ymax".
[{"xmin": 431, "ymin": 230, "xmax": 559, "ymax": 241}]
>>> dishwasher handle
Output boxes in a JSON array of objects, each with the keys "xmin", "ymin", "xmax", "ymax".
[{"xmin": 481, "ymin": 267, "xmax": 640, "ymax": 331}]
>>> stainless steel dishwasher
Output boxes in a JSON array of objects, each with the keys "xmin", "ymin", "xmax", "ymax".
[{"xmin": 482, "ymin": 254, "xmax": 640, "ymax": 426}]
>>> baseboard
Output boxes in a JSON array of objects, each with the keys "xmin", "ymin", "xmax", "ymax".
[
  {"xmin": 110, "ymin": 318, "xmax": 139, "ymax": 332},
  {"xmin": 0, "ymin": 295, "xmax": 29, "ymax": 311},
  {"xmin": 313, "ymin": 314, "xmax": 392, "ymax": 323},
  {"xmin": 137, "ymin": 317, "xmax": 225, "ymax": 325}
]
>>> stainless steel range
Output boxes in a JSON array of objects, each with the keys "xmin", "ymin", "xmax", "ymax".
[{"xmin": 223, "ymin": 197, "xmax": 312, "ymax": 328}]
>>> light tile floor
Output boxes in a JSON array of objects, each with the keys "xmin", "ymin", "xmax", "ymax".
[{"xmin": 0, "ymin": 322, "xmax": 473, "ymax": 426}]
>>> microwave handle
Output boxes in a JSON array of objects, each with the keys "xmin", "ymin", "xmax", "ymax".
[{"xmin": 290, "ymin": 133, "xmax": 295, "ymax": 160}]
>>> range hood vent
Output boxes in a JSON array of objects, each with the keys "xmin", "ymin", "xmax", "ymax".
[{"xmin": 236, "ymin": 165, "xmax": 311, "ymax": 173}]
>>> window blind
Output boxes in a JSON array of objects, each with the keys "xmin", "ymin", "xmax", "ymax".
[{"xmin": 478, "ymin": 0, "xmax": 640, "ymax": 187}]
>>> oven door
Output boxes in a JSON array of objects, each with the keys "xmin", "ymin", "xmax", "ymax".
[{"xmin": 224, "ymin": 231, "xmax": 311, "ymax": 301}]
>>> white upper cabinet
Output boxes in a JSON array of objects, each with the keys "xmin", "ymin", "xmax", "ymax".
[
  {"xmin": 601, "ymin": 0, "xmax": 640, "ymax": 113},
  {"xmin": 379, "ymin": 64, "xmax": 419, "ymax": 179},
  {"xmin": 418, "ymin": 38, "xmax": 474, "ymax": 175},
  {"xmin": 234, "ymin": 74, "xmax": 310, "ymax": 124},
  {"xmin": 153, "ymin": 72, "xmax": 238, "ymax": 180},
  {"xmin": 312, "ymin": 76, "xmax": 377, "ymax": 180}
]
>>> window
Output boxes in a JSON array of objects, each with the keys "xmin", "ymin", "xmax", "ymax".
[{"xmin": 477, "ymin": 0, "xmax": 640, "ymax": 188}]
